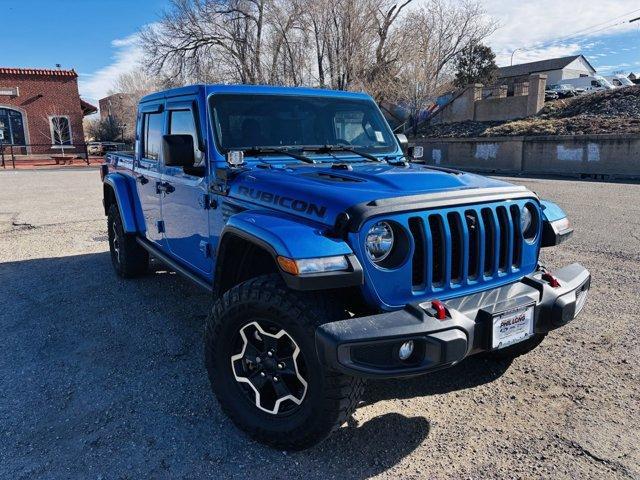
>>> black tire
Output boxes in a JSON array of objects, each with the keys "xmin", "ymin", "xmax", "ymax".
[
  {"xmin": 107, "ymin": 204, "xmax": 148, "ymax": 278},
  {"xmin": 204, "ymin": 274, "xmax": 364, "ymax": 450},
  {"xmin": 485, "ymin": 333, "xmax": 547, "ymax": 360}
]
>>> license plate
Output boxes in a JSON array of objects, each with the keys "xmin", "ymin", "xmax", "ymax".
[{"xmin": 491, "ymin": 305, "xmax": 534, "ymax": 350}]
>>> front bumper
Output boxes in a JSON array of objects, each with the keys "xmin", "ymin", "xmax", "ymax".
[{"xmin": 315, "ymin": 263, "xmax": 590, "ymax": 378}]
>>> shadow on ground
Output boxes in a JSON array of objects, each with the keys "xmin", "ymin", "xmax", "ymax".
[{"xmin": 0, "ymin": 252, "xmax": 509, "ymax": 479}]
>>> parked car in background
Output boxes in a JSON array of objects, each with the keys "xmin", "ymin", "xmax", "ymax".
[
  {"xmin": 87, "ymin": 142, "xmax": 105, "ymax": 156},
  {"xmin": 544, "ymin": 88, "xmax": 559, "ymax": 101},
  {"xmin": 560, "ymin": 76, "xmax": 614, "ymax": 93},
  {"xmin": 87, "ymin": 141, "xmax": 129, "ymax": 156},
  {"xmin": 604, "ymin": 75, "xmax": 635, "ymax": 88},
  {"xmin": 547, "ymin": 84, "xmax": 578, "ymax": 99}
]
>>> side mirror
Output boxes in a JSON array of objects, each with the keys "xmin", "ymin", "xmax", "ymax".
[
  {"xmin": 407, "ymin": 145, "xmax": 424, "ymax": 160},
  {"xmin": 395, "ymin": 133, "xmax": 408, "ymax": 154},
  {"xmin": 163, "ymin": 134, "xmax": 195, "ymax": 168}
]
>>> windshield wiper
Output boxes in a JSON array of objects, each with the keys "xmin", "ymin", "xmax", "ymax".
[
  {"xmin": 311, "ymin": 145, "xmax": 383, "ymax": 162},
  {"xmin": 243, "ymin": 146, "xmax": 315, "ymax": 164}
]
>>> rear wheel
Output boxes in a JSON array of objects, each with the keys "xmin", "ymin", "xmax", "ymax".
[
  {"xmin": 107, "ymin": 204, "xmax": 148, "ymax": 278},
  {"xmin": 204, "ymin": 274, "xmax": 364, "ymax": 450}
]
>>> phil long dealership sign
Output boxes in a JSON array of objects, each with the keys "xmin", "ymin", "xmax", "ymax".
[{"xmin": 0, "ymin": 87, "xmax": 19, "ymax": 96}]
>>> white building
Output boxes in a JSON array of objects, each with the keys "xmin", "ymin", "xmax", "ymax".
[{"xmin": 498, "ymin": 55, "xmax": 597, "ymax": 87}]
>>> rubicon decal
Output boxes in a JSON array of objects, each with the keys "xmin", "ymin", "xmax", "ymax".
[{"xmin": 238, "ymin": 186, "xmax": 327, "ymax": 218}]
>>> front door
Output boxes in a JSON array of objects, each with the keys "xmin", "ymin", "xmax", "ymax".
[
  {"xmin": 161, "ymin": 104, "xmax": 213, "ymax": 276},
  {"xmin": 135, "ymin": 107, "xmax": 165, "ymax": 244}
]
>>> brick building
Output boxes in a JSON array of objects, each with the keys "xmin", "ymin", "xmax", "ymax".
[
  {"xmin": 0, "ymin": 67, "xmax": 97, "ymax": 155},
  {"xmin": 99, "ymin": 92, "xmax": 137, "ymax": 141}
]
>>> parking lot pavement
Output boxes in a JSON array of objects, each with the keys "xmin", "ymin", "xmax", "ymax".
[{"xmin": 1, "ymin": 169, "xmax": 638, "ymax": 479}]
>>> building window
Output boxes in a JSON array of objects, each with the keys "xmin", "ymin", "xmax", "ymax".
[
  {"xmin": 0, "ymin": 107, "xmax": 26, "ymax": 145},
  {"xmin": 49, "ymin": 116, "xmax": 72, "ymax": 146}
]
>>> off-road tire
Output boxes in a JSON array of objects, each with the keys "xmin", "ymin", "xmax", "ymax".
[
  {"xmin": 107, "ymin": 204, "xmax": 148, "ymax": 278},
  {"xmin": 204, "ymin": 274, "xmax": 364, "ymax": 450},
  {"xmin": 485, "ymin": 333, "xmax": 547, "ymax": 360}
]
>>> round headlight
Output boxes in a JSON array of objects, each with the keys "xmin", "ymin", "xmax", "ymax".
[
  {"xmin": 365, "ymin": 221, "xmax": 394, "ymax": 262},
  {"xmin": 520, "ymin": 205, "xmax": 532, "ymax": 233},
  {"xmin": 521, "ymin": 203, "xmax": 538, "ymax": 240}
]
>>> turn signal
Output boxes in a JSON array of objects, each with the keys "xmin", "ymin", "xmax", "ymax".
[{"xmin": 277, "ymin": 256, "xmax": 299, "ymax": 275}]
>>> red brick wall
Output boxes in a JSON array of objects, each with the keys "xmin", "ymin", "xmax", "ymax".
[{"xmin": 0, "ymin": 71, "xmax": 86, "ymax": 154}]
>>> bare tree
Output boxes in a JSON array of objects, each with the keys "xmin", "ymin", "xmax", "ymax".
[
  {"xmin": 397, "ymin": 0, "xmax": 498, "ymax": 134},
  {"xmin": 41, "ymin": 109, "xmax": 73, "ymax": 157},
  {"xmin": 139, "ymin": 0, "xmax": 497, "ymax": 134}
]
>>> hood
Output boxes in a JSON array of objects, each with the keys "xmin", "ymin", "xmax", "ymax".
[{"xmin": 228, "ymin": 162, "xmax": 518, "ymax": 227}]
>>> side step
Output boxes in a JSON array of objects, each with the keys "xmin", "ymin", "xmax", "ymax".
[{"xmin": 136, "ymin": 237, "xmax": 212, "ymax": 292}]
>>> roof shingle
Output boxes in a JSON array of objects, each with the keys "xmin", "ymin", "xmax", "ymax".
[{"xmin": 0, "ymin": 67, "xmax": 77, "ymax": 78}]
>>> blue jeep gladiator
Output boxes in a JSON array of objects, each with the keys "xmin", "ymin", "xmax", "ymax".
[{"xmin": 101, "ymin": 84, "xmax": 590, "ymax": 450}]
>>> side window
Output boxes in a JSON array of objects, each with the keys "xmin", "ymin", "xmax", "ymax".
[
  {"xmin": 613, "ymin": 79, "xmax": 621, "ymax": 86},
  {"xmin": 591, "ymin": 80, "xmax": 600, "ymax": 87},
  {"xmin": 168, "ymin": 109, "xmax": 203, "ymax": 166},
  {"xmin": 143, "ymin": 112, "xmax": 163, "ymax": 161}
]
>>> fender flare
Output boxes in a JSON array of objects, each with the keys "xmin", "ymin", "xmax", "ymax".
[
  {"xmin": 103, "ymin": 173, "xmax": 139, "ymax": 234},
  {"xmin": 540, "ymin": 199, "xmax": 573, "ymax": 246},
  {"xmin": 540, "ymin": 199, "xmax": 566, "ymax": 222},
  {"xmin": 216, "ymin": 210, "xmax": 362, "ymax": 293}
]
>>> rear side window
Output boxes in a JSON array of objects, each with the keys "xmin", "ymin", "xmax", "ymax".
[
  {"xmin": 143, "ymin": 112, "xmax": 163, "ymax": 160},
  {"xmin": 169, "ymin": 109, "xmax": 203, "ymax": 166}
]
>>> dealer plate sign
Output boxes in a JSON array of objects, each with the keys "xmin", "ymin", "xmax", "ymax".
[{"xmin": 492, "ymin": 305, "xmax": 534, "ymax": 349}]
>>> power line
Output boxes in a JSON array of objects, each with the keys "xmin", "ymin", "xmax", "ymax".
[{"xmin": 513, "ymin": 8, "xmax": 640, "ymax": 53}]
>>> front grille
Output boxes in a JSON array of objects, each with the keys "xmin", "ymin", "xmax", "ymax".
[{"xmin": 409, "ymin": 203, "xmax": 526, "ymax": 293}]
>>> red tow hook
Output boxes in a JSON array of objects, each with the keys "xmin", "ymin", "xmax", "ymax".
[
  {"xmin": 541, "ymin": 272, "xmax": 561, "ymax": 288},
  {"xmin": 431, "ymin": 300, "xmax": 448, "ymax": 320}
]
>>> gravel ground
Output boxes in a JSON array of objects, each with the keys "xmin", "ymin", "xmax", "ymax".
[{"xmin": 0, "ymin": 168, "xmax": 638, "ymax": 479}]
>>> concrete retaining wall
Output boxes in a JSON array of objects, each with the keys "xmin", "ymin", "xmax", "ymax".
[{"xmin": 416, "ymin": 134, "xmax": 640, "ymax": 179}]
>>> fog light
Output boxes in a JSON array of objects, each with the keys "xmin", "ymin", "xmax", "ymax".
[{"xmin": 399, "ymin": 340, "xmax": 414, "ymax": 361}]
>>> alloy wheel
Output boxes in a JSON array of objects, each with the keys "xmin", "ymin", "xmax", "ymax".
[{"xmin": 230, "ymin": 321, "xmax": 308, "ymax": 415}]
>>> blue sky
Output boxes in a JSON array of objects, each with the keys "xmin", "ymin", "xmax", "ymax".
[{"xmin": 1, "ymin": 0, "xmax": 639, "ymax": 106}]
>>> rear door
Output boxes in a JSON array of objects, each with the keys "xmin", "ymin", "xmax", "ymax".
[
  {"xmin": 160, "ymin": 100, "xmax": 213, "ymax": 276},
  {"xmin": 134, "ymin": 104, "xmax": 165, "ymax": 244}
]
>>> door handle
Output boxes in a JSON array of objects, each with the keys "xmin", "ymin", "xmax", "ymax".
[
  {"xmin": 155, "ymin": 181, "xmax": 175, "ymax": 195},
  {"xmin": 137, "ymin": 175, "xmax": 149, "ymax": 185}
]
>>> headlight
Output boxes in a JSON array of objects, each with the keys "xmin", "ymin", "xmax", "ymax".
[
  {"xmin": 521, "ymin": 205, "xmax": 532, "ymax": 233},
  {"xmin": 521, "ymin": 203, "xmax": 538, "ymax": 241},
  {"xmin": 365, "ymin": 221, "xmax": 394, "ymax": 262}
]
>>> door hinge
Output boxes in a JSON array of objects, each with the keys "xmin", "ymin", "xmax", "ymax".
[
  {"xmin": 199, "ymin": 193, "xmax": 218, "ymax": 210},
  {"xmin": 156, "ymin": 220, "xmax": 165, "ymax": 233},
  {"xmin": 199, "ymin": 240, "xmax": 211, "ymax": 258}
]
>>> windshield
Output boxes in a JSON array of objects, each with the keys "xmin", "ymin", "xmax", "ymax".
[{"xmin": 209, "ymin": 93, "xmax": 396, "ymax": 156}]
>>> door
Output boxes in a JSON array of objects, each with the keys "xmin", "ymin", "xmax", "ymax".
[
  {"xmin": 135, "ymin": 107, "xmax": 165, "ymax": 244},
  {"xmin": 161, "ymin": 103, "xmax": 213, "ymax": 276}
]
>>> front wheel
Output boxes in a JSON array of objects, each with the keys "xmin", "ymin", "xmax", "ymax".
[{"xmin": 204, "ymin": 274, "xmax": 364, "ymax": 450}]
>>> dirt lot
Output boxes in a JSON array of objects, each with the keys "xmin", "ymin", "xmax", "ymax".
[{"xmin": 1, "ymin": 169, "xmax": 638, "ymax": 479}]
